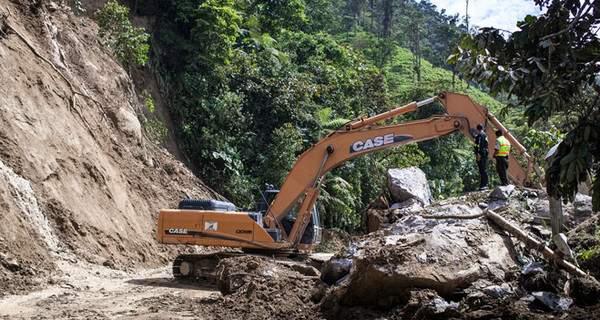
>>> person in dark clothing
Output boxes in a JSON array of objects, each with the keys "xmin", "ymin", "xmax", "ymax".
[
  {"xmin": 474, "ymin": 123, "xmax": 489, "ymax": 190},
  {"xmin": 494, "ymin": 129, "xmax": 511, "ymax": 186}
]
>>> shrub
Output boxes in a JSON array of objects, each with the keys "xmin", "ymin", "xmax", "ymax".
[{"xmin": 95, "ymin": 1, "xmax": 149, "ymax": 68}]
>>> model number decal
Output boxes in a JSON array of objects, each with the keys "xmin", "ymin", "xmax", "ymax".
[{"xmin": 350, "ymin": 133, "xmax": 413, "ymax": 153}]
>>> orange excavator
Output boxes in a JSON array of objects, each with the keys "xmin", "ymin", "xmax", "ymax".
[{"xmin": 157, "ymin": 91, "xmax": 542, "ymax": 279}]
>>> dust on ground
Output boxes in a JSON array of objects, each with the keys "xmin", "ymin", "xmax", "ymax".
[{"xmin": 0, "ymin": 255, "xmax": 219, "ymax": 320}]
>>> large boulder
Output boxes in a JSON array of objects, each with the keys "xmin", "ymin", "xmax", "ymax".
[
  {"xmin": 387, "ymin": 167, "xmax": 433, "ymax": 206},
  {"xmin": 321, "ymin": 209, "xmax": 517, "ymax": 309}
]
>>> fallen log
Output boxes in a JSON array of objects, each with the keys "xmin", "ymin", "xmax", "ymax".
[{"xmin": 484, "ymin": 209, "xmax": 592, "ymax": 280}]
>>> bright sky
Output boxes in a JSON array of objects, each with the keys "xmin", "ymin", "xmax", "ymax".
[{"xmin": 427, "ymin": 0, "xmax": 543, "ymax": 32}]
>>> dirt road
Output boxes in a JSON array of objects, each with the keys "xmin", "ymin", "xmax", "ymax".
[{"xmin": 0, "ymin": 256, "xmax": 220, "ymax": 319}]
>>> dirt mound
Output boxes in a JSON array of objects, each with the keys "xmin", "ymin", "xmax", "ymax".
[
  {"xmin": 567, "ymin": 213, "xmax": 600, "ymax": 279},
  {"xmin": 317, "ymin": 228, "xmax": 355, "ymax": 253},
  {"xmin": 213, "ymin": 255, "xmax": 325, "ymax": 319},
  {"xmin": 0, "ymin": 1, "xmax": 217, "ymax": 295}
]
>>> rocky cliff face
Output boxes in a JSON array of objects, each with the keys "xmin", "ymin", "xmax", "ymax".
[{"xmin": 0, "ymin": 0, "xmax": 215, "ymax": 295}]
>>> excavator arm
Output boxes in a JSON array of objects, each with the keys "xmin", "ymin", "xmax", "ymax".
[
  {"xmin": 265, "ymin": 115, "xmax": 465, "ymax": 227},
  {"xmin": 266, "ymin": 92, "xmax": 543, "ymax": 241}
]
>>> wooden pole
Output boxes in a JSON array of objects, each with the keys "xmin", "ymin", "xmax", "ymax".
[
  {"xmin": 550, "ymin": 196, "xmax": 563, "ymax": 237},
  {"xmin": 484, "ymin": 209, "xmax": 590, "ymax": 279}
]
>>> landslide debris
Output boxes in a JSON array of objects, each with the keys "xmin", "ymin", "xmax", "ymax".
[
  {"xmin": 189, "ymin": 186, "xmax": 600, "ymax": 319},
  {"xmin": 0, "ymin": 0, "xmax": 217, "ymax": 296},
  {"xmin": 214, "ymin": 255, "xmax": 325, "ymax": 319},
  {"xmin": 322, "ymin": 203, "xmax": 516, "ymax": 310}
]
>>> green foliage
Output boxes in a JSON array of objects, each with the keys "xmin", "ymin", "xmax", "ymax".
[
  {"xmin": 314, "ymin": 107, "xmax": 350, "ymax": 139},
  {"xmin": 158, "ymin": 0, "xmax": 241, "ymax": 71},
  {"xmin": 348, "ymin": 33, "xmax": 397, "ymax": 69},
  {"xmin": 523, "ymin": 128, "xmax": 564, "ymax": 167},
  {"xmin": 576, "ymin": 224, "xmax": 600, "ymax": 274},
  {"xmin": 149, "ymin": 0, "xmax": 526, "ymax": 230},
  {"xmin": 193, "ymin": 0, "xmax": 241, "ymax": 66},
  {"xmin": 241, "ymin": 0, "xmax": 308, "ymax": 35},
  {"xmin": 578, "ymin": 246, "xmax": 600, "ymax": 261},
  {"xmin": 261, "ymin": 123, "xmax": 303, "ymax": 187},
  {"xmin": 142, "ymin": 89, "xmax": 155, "ymax": 113},
  {"xmin": 94, "ymin": 1, "xmax": 149, "ymax": 68},
  {"xmin": 140, "ymin": 90, "xmax": 167, "ymax": 142},
  {"xmin": 546, "ymin": 121, "xmax": 600, "ymax": 205},
  {"xmin": 320, "ymin": 174, "xmax": 358, "ymax": 229},
  {"xmin": 449, "ymin": 0, "xmax": 600, "ymax": 209},
  {"xmin": 66, "ymin": 0, "xmax": 86, "ymax": 14}
]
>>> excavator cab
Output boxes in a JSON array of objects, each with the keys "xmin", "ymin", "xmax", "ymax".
[
  {"xmin": 281, "ymin": 204, "xmax": 322, "ymax": 246},
  {"xmin": 259, "ymin": 186, "xmax": 323, "ymax": 248}
]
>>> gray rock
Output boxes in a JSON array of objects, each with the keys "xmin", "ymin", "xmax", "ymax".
[
  {"xmin": 484, "ymin": 285, "xmax": 509, "ymax": 299},
  {"xmin": 321, "ymin": 258, "xmax": 353, "ymax": 285},
  {"xmin": 532, "ymin": 291, "xmax": 573, "ymax": 311},
  {"xmin": 1, "ymin": 253, "xmax": 21, "ymax": 272},
  {"xmin": 290, "ymin": 263, "xmax": 320, "ymax": 277},
  {"xmin": 48, "ymin": 1, "xmax": 59, "ymax": 11},
  {"xmin": 533, "ymin": 200, "xmax": 551, "ymax": 225},
  {"xmin": 573, "ymin": 193, "xmax": 594, "ymax": 224},
  {"xmin": 535, "ymin": 200, "xmax": 550, "ymax": 218},
  {"xmin": 322, "ymin": 215, "xmax": 516, "ymax": 308},
  {"xmin": 390, "ymin": 215, "xmax": 437, "ymax": 234},
  {"xmin": 107, "ymin": 106, "xmax": 142, "ymax": 143},
  {"xmin": 387, "ymin": 167, "xmax": 433, "ymax": 206},
  {"xmin": 521, "ymin": 262, "xmax": 545, "ymax": 275},
  {"xmin": 489, "ymin": 185, "xmax": 515, "ymax": 200},
  {"xmin": 521, "ymin": 295, "xmax": 535, "ymax": 302},
  {"xmin": 390, "ymin": 198, "xmax": 416, "ymax": 209},
  {"xmin": 489, "ymin": 200, "xmax": 507, "ymax": 211},
  {"xmin": 429, "ymin": 298, "xmax": 459, "ymax": 313}
]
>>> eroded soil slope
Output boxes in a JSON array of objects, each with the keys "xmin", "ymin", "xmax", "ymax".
[{"xmin": 0, "ymin": 0, "xmax": 217, "ymax": 295}]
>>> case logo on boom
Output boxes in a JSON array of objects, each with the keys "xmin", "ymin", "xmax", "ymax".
[{"xmin": 350, "ymin": 133, "xmax": 413, "ymax": 153}]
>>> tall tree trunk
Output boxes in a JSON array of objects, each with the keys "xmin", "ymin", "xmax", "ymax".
[
  {"xmin": 416, "ymin": 23, "xmax": 421, "ymax": 83},
  {"xmin": 465, "ymin": 0, "xmax": 470, "ymax": 33},
  {"xmin": 382, "ymin": 0, "xmax": 393, "ymax": 38},
  {"xmin": 370, "ymin": 0, "xmax": 374, "ymax": 33},
  {"xmin": 452, "ymin": 63, "xmax": 456, "ymax": 88}
]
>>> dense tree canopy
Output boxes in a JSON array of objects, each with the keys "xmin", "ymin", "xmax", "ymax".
[
  {"xmin": 449, "ymin": 0, "xmax": 600, "ymax": 210},
  {"xmin": 125, "ymin": 0, "xmax": 538, "ymax": 231}
]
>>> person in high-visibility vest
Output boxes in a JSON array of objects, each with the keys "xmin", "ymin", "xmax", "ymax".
[{"xmin": 494, "ymin": 129, "xmax": 511, "ymax": 186}]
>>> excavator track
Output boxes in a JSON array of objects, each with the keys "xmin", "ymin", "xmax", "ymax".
[
  {"xmin": 172, "ymin": 252, "xmax": 240, "ymax": 282},
  {"xmin": 171, "ymin": 251, "xmax": 332, "ymax": 283}
]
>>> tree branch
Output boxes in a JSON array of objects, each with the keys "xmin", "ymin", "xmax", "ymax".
[{"xmin": 540, "ymin": 1, "xmax": 593, "ymax": 41}]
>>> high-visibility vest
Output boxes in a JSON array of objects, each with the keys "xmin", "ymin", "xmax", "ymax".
[{"xmin": 496, "ymin": 136, "xmax": 510, "ymax": 157}]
